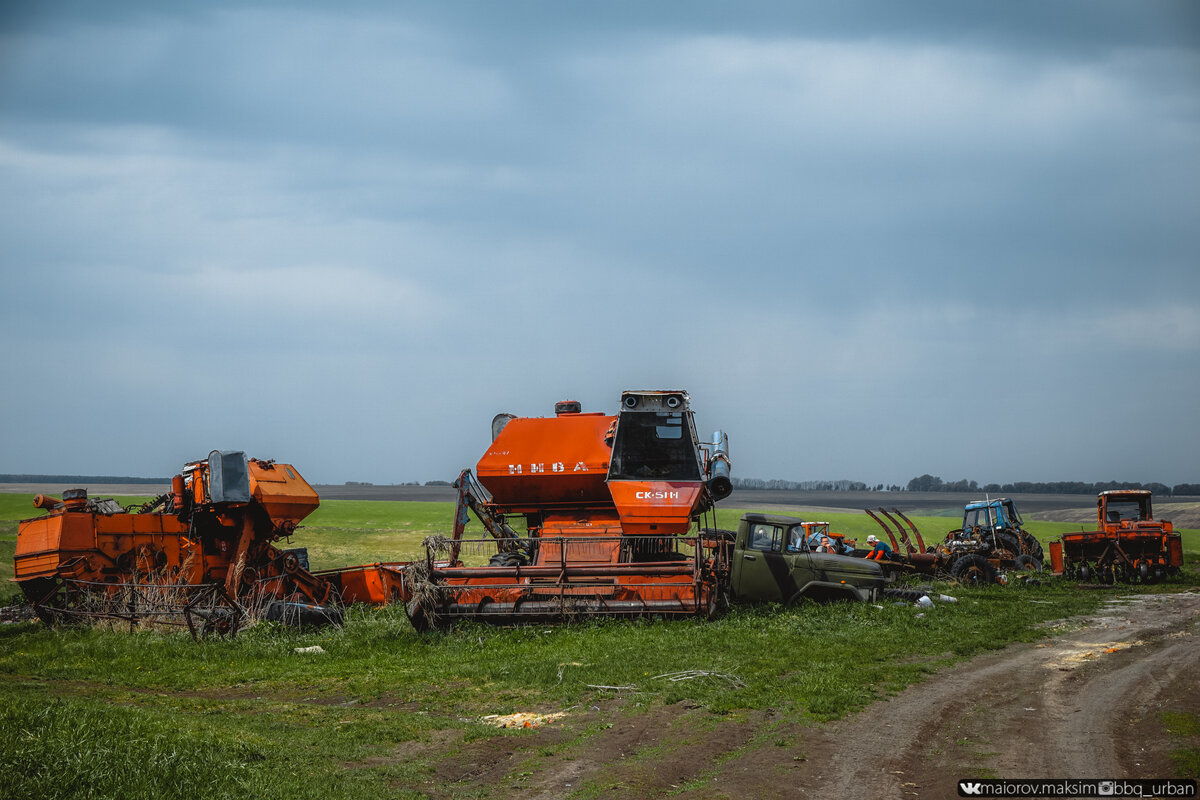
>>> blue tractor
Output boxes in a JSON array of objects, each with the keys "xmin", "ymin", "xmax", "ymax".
[{"xmin": 956, "ymin": 498, "xmax": 1043, "ymax": 564}]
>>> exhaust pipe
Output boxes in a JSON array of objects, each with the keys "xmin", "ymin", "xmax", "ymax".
[{"xmin": 707, "ymin": 430, "xmax": 732, "ymax": 500}]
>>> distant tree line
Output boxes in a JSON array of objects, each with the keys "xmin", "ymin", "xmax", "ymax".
[
  {"xmin": 729, "ymin": 474, "xmax": 1199, "ymax": 497},
  {"xmin": 904, "ymin": 474, "xmax": 1199, "ymax": 497},
  {"xmin": 0, "ymin": 474, "xmax": 170, "ymax": 484},
  {"xmin": 732, "ymin": 478, "xmax": 886, "ymax": 492}
]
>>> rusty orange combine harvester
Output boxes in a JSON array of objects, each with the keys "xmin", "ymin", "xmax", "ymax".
[
  {"xmin": 405, "ymin": 389, "xmax": 733, "ymax": 629},
  {"xmin": 10, "ymin": 451, "xmax": 414, "ymax": 634}
]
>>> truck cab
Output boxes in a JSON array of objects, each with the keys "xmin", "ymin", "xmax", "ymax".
[{"xmin": 729, "ymin": 513, "xmax": 883, "ymax": 604}]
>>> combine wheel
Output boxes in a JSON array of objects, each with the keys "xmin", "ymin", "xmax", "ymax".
[
  {"xmin": 950, "ymin": 554, "xmax": 997, "ymax": 585},
  {"xmin": 488, "ymin": 552, "xmax": 529, "ymax": 567},
  {"xmin": 701, "ymin": 528, "xmax": 736, "ymax": 542},
  {"xmin": 263, "ymin": 600, "xmax": 343, "ymax": 626},
  {"xmin": 1137, "ymin": 562, "xmax": 1152, "ymax": 583},
  {"xmin": 1014, "ymin": 555, "xmax": 1043, "ymax": 573},
  {"xmin": 1077, "ymin": 563, "xmax": 1091, "ymax": 582},
  {"xmin": 406, "ymin": 599, "xmax": 441, "ymax": 633}
]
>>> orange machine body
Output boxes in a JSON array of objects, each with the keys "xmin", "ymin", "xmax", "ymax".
[
  {"xmin": 14, "ymin": 451, "xmax": 334, "ymax": 625},
  {"xmin": 411, "ymin": 391, "xmax": 732, "ymax": 627},
  {"xmin": 1055, "ymin": 490, "xmax": 1183, "ymax": 581}
]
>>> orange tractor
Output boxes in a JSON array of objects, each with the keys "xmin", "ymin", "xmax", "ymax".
[
  {"xmin": 13, "ymin": 451, "xmax": 343, "ymax": 635},
  {"xmin": 405, "ymin": 390, "xmax": 733, "ymax": 629},
  {"xmin": 1050, "ymin": 490, "xmax": 1183, "ymax": 583}
]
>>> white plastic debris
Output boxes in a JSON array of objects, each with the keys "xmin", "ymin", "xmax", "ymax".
[
  {"xmin": 915, "ymin": 595, "xmax": 934, "ymax": 608},
  {"xmin": 294, "ymin": 645, "xmax": 326, "ymax": 654},
  {"xmin": 937, "ymin": 594, "xmax": 958, "ymax": 603}
]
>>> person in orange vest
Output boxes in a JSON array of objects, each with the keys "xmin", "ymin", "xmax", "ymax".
[{"xmin": 865, "ymin": 534, "xmax": 893, "ymax": 561}]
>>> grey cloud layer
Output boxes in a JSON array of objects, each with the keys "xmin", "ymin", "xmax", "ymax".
[{"xmin": 1, "ymin": 2, "xmax": 1197, "ymax": 484}]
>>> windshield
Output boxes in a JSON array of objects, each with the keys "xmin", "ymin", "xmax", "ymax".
[
  {"xmin": 608, "ymin": 411, "xmax": 702, "ymax": 481},
  {"xmin": 963, "ymin": 506, "xmax": 993, "ymax": 528},
  {"xmin": 788, "ymin": 526, "xmax": 808, "ymax": 551},
  {"xmin": 1104, "ymin": 497, "xmax": 1149, "ymax": 524}
]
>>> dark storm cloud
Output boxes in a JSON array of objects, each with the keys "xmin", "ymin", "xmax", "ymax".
[{"xmin": 0, "ymin": 1, "xmax": 1197, "ymax": 485}]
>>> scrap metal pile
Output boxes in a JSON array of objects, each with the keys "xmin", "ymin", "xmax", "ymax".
[{"xmin": 10, "ymin": 389, "xmax": 1189, "ymax": 637}]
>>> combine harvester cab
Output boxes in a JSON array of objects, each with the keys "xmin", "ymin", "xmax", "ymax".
[
  {"xmin": 1051, "ymin": 490, "xmax": 1183, "ymax": 583},
  {"xmin": 13, "ymin": 451, "xmax": 340, "ymax": 635},
  {"xmin": 408, "ymin": 390, "xmax": 733, "ymax": 629}
]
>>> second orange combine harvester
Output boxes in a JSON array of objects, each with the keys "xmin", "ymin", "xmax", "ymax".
[{"xmin": 404, "ymin": 389, "xmax": 733, "ymax": 629}]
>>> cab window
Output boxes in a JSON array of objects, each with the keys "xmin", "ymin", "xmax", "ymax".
[
  {"xmin": 749, "ymin": 524, "xmax": 782, "ymax": 553},
  {"xmin": 787, "ymin": 526, "xmax": 809, "ymax": 552},
  {"xmin": 964, "ymin": 507, "xmax": 992, "ymax": 528}
]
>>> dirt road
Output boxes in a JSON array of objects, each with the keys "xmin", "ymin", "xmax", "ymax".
[
  {"xmin": 793, "ymin": 591, "xmax": 1200, "ymax": 797},
  {"xmin": 430, "ymin": 592, "xmax": 1200, "ymax": 799}
]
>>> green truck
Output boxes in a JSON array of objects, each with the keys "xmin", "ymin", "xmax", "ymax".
[{"xmin": 728, "ymin": 513, "xmax": 885, "ymax": 603}]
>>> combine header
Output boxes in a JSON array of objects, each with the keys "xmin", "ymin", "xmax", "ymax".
[
  {"xmin": 406, "ymin": 390, "xmax": 733, "ymax": 629},
  {"xmin": 1050, "ymin": 490, "xmax": 1183, "ymax": 583},
  {"xmin": 13, "ymin": 451, "xmax": 340, "ymax": 635}
]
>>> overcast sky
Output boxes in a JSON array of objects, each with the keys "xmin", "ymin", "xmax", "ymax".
[{"xmin": 1, "ymin": 2, "xmax": 1197, "ymax": 487}]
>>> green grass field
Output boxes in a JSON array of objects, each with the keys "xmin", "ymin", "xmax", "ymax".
[{"xmin": 2, "ymin": 494, "xmax": 1197, "ymax": 799}]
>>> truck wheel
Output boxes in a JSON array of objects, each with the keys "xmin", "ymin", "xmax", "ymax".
[
  {"xmin": 1014, "ymin": 555, "xmax": 1043, "ymax": 573},
  {"xmin": 951, "ymin": 554, "xmax": 997, "ymax": 585}
]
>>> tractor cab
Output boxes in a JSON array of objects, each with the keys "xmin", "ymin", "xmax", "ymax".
[
  {"xmin": 1097, "ymin": 491, "xmax": 1155, "ymax": 531},
  {"xmin": 962, "ymin": 498, "xmax": 1022, "ymax": 532}
]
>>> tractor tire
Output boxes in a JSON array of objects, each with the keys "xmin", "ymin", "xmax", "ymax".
[
  {"xmin": 1014, "ymin": 555, "xmax": 1043, "ymax": 573},
  {"xmin": 950, "ymin": 554, "xmax": 997, "ymax": 585},
  {"xmin": 996, "ymin": 532, "xmax": 1022, "ymax": 559},
  {"xmin": 1019, "ymin": 532, "xmax": 1044, "ymax": 561},
  {"xmin": 1077, "ymin": 563, "xmax": 1092, "ymax": 582}
]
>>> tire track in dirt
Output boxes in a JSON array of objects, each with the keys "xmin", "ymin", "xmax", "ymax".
[{"xmin": 786, "ymin": 592, "xmax": 1200, "ymax": 797}]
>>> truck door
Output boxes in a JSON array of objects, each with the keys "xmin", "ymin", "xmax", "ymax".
[{"xmin": 731, "ymin": 523, "xmax": 805, "ymax": 602}]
